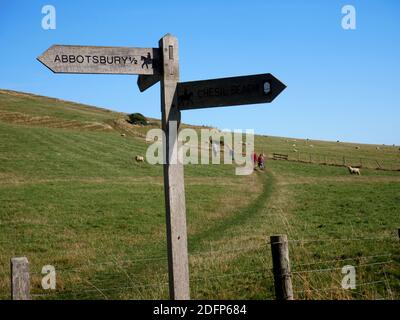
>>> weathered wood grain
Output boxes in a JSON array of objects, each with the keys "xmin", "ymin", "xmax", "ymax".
[
  {"xmin": 177, "ymin": 73, "xmax": 286, "ymax": 110},
  {"xmin": 137, "ymin": 74, "xmax": 161, "ymax": 92},
  {"xmin": 270, "ymin": 235, "xmax": 294, "ymax": 300},
  {"xmin": 11, "ymin": 257, "xmax": 30, "ymax": 300},
  {"xmin": 37, "ymin": 45, "xmax": 160, "ymax": 75},
  {"xmin": 160, "ymin": 34, "xmax": 190, "ymax": 300}
]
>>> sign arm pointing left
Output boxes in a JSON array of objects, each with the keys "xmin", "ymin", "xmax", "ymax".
[{"xmin": 37, "ymin": 45, "xmax": 160, "ymax": 75}]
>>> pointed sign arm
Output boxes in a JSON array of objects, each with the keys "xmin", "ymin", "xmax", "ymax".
[
  {"xmin": 176, "ymin": 73, "xmax": 286, "ymax": 110},
  {"xmin": 37, "ymin": 45, "xmax": 160, "ymax": 75}
]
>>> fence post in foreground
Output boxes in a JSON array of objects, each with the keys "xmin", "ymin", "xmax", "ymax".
[
  {"xmin": 270, "ymin": 235, "xmax": 293, "ymax": 300},
  {"xmin": 11, "ymin": 257, "xmax": 30, "ymax": 300}
]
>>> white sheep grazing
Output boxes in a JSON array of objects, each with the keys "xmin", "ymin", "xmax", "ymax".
[
  {"xmin": 376, "ymin": 146, "xmax": 380, "ymax": 150},
  {"xmin": 135, "ymin": 155, "xmax": 144, "ymax": 162},
  {"xmin": 348, "ymin": 166, "xmax": 361, "ymax": 175},
  {"xmin": 121, "ymin": 133, "xmax": 126, "ymax": 137},
  {"xmin": 309, "ymin": 144, "xmax": 314, "ymax": 148}
]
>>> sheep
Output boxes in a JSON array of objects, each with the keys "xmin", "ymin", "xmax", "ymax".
[
  {"xmin": 309, "ymin": 144, "xmax": 314, "ymax": 148},
  {"xmin": 293, "ymin": 148, "xmax": 298, "ymax": 153},
  {"xmin": 376, "ymin": 146, "xmax": 380, "ymax": 150},
  {"xmin": 292, "ymin": 144, "xmax": 296, "ymax": 147},
  {"xmin": 355, "ymin": 146, "xmax": 360, "ymax": 150},
  {"xmin": 135, "ymin": 155, "xmax": 144, "ymax": 162},
  {"xmin": 121, "ymin": 133, "xmax": 126, "ymax": 137},
  {"xmin": 347, "ymin": 166, "xmax": 361, "ymax": 175}
]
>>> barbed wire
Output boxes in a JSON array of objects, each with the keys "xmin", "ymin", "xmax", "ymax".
[
  {"xmin": 22, "ymin": 244, "xmax": 268, "ymax": 275},
  {"xmin": 31, "ymin": 279, "xmax": 169, "ymax": 298},
  {"xmin": 268, "ymin": 235, "xmax": 398, "ymax": 245},
  {"xmin": 291, "ymin": 253, "xmax": 393, "ymax": 268},
  {"xmin": 190, "ymin": 244, "xmax": 267, "ymax": 257},
  {"xmin": 1, "ymin": 230, "xmax": 398, "ymax": 299},
  {"xmin": 293, "ymin": 280, "xmax": 386, "ymax": 295},
  {"xmin": 30, "ymin": 267, "xmax": 274, "ymax": 299},
  {"xmin": 28, "ymin": 255, "xmax": 169, "ymax": 275},
  {"xmin": 191, "ymin": 268, "xmax": 274, "ymax": 283},
  {"xmin": 1, "ymin": 244, "xmax": 398, "ymax": 277},
  {"xmin": 291, "ymin": 261, "xmax": 392, "ymax": 275},
  {"xmin": 1, "ymin": 233, "xmax": 397, "ymax": 247}
]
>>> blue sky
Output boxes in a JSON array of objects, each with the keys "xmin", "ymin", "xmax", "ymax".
[{"xmin": 0, "ymin": 0, "xmax": 399, "ymax": 144}]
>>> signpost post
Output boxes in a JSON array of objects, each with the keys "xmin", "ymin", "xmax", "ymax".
[
  {"xmin": 159, "ymin": 34, "xmax": 190, "ymax": 300},
  {"xmin": 38, "ymin": 33, "xmax": 286, "ymax": 300}
]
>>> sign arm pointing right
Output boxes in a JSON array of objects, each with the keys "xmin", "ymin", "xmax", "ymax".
[{"xmin": 176, "ymin": 73, "xmax": 286, "ymax": 110}]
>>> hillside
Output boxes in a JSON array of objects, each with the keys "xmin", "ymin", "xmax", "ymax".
[{"xmin": 0, "ymin": 89, "xmax": 399, "ymax": 300}]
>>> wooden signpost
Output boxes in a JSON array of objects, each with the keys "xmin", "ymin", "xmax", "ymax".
[
  {"xmin": 38, "ymin": 33, "xmax": 286, "ymax": 300},
  {"xmin": 137, "ymin": 74, "xmax": 161, "ymax": 92}
]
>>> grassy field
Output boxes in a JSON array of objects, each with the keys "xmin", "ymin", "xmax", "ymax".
[{"xmin": 0, "ymin": 89, "xmax": 399, "ymax": 300}]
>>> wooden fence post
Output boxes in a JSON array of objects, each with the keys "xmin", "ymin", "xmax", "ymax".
[
  {"xmin": 270, "ymin": 235, "xmax": 294, "ymax": 300},
  {"xmin": 10, "ymin": 257, "xmax": 30, "ymax": 300}
]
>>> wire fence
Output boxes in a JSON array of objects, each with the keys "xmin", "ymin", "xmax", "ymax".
[
  {"xmin": 1, "ymin": 231, "xmax": 399, "ymax": 300},
  {"xmin": 269, "ymin": 151, "xmax": 400, "ymax": 171}
]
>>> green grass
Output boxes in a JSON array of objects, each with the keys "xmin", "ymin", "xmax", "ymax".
[{"xmin": 0, "ymin": 89, "xmax": 399, "ymax": 300}]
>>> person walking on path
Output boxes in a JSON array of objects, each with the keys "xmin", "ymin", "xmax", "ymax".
[{"xmin": 258, "ymin": 153, "xmax": 265, "ymax": 170}]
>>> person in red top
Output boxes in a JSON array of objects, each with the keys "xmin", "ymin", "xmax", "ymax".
[{"xmin": 252, "ymin": 152, "xmax": 257, "ymax": 168}]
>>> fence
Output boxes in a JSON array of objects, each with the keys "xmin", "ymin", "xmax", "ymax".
[
  {"xmin": 272, "ymin": 153, "xmax": 289, "ymax": 161},
  {"xmin": 7, "ymin": 229, "xmax": 399, "ymax": 300},
  {"xmin": 269, "ymin": 152, "xmax": 400, "ymax": 171}
]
